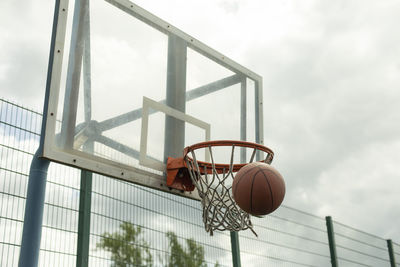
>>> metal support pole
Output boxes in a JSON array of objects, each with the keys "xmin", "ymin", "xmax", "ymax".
[
  {"xmin": 76, "ymin": 169, "xmax": 93, "ymax": 267},
  {"xmin": 60, "ymin": 0, "xmax": 88, "ymax": 148},
  {"xmin": 230, "ymin": 231, "xmax": 241, "ymax": 267},
  {"xmin": 19, "ymin": 0, "xmax": 60, "ymax": 265},
  {"xmin": 164, "ymin": 35, "xmax": 187, "ymax": 160},
  {"xmin": 326, "ymin": 216, "xmax": 338, "ymax": 267},
  {"xmin": 387, "ymin": 239, "xmax": 397, "ymax": 267},
  {"xmin": 254, "ymin": 79, "xmax": 263, "ymax": 161},
  {"xmin": 230, "ymin": 78, "xmax": 246, "ymax": 267},
  {"xmin": 18, "ymin": 152, "xmax": 50, "ymax": 267},
  {"xmin": 77, "ymin": 4, "xmax": 93, "ymax": 261},
  {"xmin": 82, "ymin": 0, "xmax": 92, "ymax": 123},
  {"xmin": 240, "ymin": 78, "xmax": 247, "ymax": 157}
]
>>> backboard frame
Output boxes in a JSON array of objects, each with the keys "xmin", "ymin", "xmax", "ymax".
[{"xmin": 40, "ymin": 0, "xmax": 264, "ymax": 200}]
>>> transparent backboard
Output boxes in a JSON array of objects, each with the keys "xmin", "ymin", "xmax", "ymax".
[{"xmin": 42, "ymin": 0, "xmax": 263, "ymax": 199}]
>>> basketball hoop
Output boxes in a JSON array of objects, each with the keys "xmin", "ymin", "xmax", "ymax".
[{"xmin": 166, "ymin": 140, "xmax": 274, "ymax": 236}]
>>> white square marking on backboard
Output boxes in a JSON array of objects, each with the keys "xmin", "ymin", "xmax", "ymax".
[{"xmin": 140, "ymin": 97, "xmax": 210, "ymax": 172}]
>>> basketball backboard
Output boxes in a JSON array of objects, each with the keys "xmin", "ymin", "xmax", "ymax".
[{"xmin": 41, "ymin": 0, "xmax": 264, "ymax": 199}]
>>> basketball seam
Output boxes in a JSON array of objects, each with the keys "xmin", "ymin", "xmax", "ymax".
[
  {"xmin": 260, "ymin": 169, "xmax": 274, "ymax": 212},
  {"xmin": 233, "ymin": 166, "xmax": 259, "ymax": 198},
  {"xmin": 250, "ymin": 173, "xmax": 257, "ymax": 213},
  {"xmin": 251, "ymin": 168, "xmax": 265, "ymax": 214}
]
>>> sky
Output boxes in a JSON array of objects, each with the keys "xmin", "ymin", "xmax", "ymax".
[{"xmin": 1, "ymin": 0, "xmax": 400, "ymax": 248}]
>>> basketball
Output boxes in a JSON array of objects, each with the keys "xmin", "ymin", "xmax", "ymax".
[{"xmin": 232, "ymin": 162, "xmax": 285, "ymax": 216}]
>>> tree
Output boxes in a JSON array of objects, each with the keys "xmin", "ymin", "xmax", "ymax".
[
  {"xmin": 166, "ymin": 231, "xmax": 207, "ymax": 267},
  {"xmin": 96, "ymin": 222, "xmax": 153, "ymax": 267},
  {"xmin": 97, "ymin": 222, "xmax": 221, "ymax": 267}
]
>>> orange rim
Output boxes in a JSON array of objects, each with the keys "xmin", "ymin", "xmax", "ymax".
[{"xmin": 183, "ymin": 140, "xmax": 274, "ymax": 172}]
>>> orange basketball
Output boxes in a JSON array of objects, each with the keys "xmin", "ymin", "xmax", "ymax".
[{"xmin": 232, "ymin": 162, "xmax": 285, "ymax": 216}]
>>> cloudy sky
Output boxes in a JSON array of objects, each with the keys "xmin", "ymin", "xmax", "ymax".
[{"xmin": 1, "ymin": 0, "xmax": 400, "ymax": 246}]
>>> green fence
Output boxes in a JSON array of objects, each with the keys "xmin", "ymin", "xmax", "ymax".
[
  {"xmin": 333, "ymin": 220, "xmax": 398, "ymax": 266},
  {"xmin": 1, "ymin": 98, "xmax": 399, "ymax": 266}
]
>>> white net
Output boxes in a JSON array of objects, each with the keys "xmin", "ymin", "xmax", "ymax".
[{"xmin": 184, "ymin": 143, "xmax": 273, "ymax": 236}]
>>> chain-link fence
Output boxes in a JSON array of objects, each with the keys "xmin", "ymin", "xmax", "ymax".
[
  {"xmin": 393, "ymin": 242, "xmax": 400, "ymax": 267},
  {"xmin": 1, "ymin": 98, "xmax": 398, "ymax": 266}
]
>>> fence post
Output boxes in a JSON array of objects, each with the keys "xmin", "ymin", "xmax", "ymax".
[
  {"xmin": 230, "ymin": 231, "xmax": 241, "ymax": 267},
  {"xmin": 387, "ymin": 239, "xmax": 396, "ymax": 267},
  {"xmin": 76, "ymin": 170, "xmax": 93, "ymax": 267},
  {"xmin": 326, "ymin": 216, "xmax": 338, "ymax": 267}
]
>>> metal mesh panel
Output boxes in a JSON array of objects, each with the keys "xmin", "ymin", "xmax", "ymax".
[
  {"xmin": 39, "ymin": 164, "xmax": 80, "ymax": 266},
  {"xmin": 333, "ymin": 220, "xmax": 391, "ymax": 266},
  {"xmin": 239, "ymin": 206, "xmax": 330, "ymax": 266},
  {"xmin": 0, "ymin": 100, "xmax": 42, "ymax": 266},
  {"xmin": 89, "ymin": 174, "xmax": 232, "ymax": 266},
  {"xmin": 393, "ymin": 242, "xmax": 400, "ymax": 267}
]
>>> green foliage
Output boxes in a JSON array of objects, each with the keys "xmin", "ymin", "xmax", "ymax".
[
  {"xmin": 96, "ymin": 222, "xmax": 153, "ymax": 267},
  {"xmin": 97, "ymin": 222, "xmax": 221, "ymax": 267},
  {"xmin": 166, "ymin": 232, "xmax": 207, "ymax": 267}
]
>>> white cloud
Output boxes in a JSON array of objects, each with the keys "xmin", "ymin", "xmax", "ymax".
[
  {"xmin": 314, "ymin": 140, "xmax": 400, "ymax": 240},
  {"xmin": 0, "ymin": 0, "xmax": 54, "ymax": 110}
]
